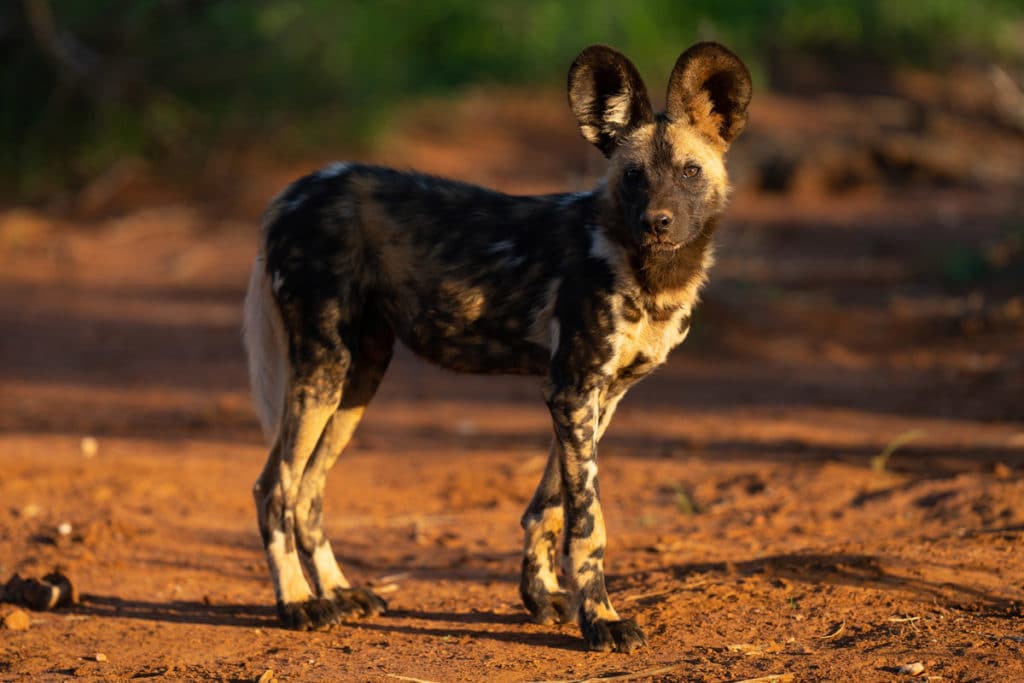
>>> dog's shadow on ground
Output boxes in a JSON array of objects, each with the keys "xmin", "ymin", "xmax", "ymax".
[
  {"xmin": 70, "ymin": 595, "xmax": 585, "ymax": 650},
  {"xmin": 73, "ymin": 595, "xmax": 277, "ymax": 628},
  {"xmin": 69, "ymin": 542, "xmax": 1023, "ymax": 653},
  {"xmin": 625, "ymin": 547, "xmax": 1024, "ymax": 618}
]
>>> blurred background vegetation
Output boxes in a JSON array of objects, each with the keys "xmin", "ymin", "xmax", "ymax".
[{"xmin": 2, "ymin": 0, "xmax": 1023, "ymax": 203}]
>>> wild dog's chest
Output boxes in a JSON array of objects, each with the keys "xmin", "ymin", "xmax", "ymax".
[{"xmin": 602, "ymin": 294, "xmax": 692, "ymax": 389}]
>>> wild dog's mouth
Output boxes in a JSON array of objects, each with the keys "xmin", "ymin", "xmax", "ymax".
[{"xmin": 641, "ymin": 239, "xmax": 681, "ymax": 253}]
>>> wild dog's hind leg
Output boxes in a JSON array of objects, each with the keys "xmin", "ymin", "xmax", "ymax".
[
  {"xmin": 254, "ymin": 314, "xmax": 349, "ymax": 630},
  {"xmin": 294, "ymin": 313, "xmax": 393, "ymax": 619},
  {"xmin": 520, "ymin": 442, "xmax": 573, "ymax": 624}
]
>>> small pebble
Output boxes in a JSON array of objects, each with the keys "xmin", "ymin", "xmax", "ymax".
[
  {"xmin": 454, "ymin": 419, "xmax": 478, "ymax": 435},
  {"xmin": 94, "ymin": 652, "xmax": 108, "ymax": 663},
  {"xmin": 80, "ymin": 436, "xmax": 99, "ymax": 458},
  {"xmin": 898, "ymin": 661, "xmax": 925, "ymax": 676},
  {"xmin": 256, "ymin": 669, "xmax": 275, "ymax": 683},
  {"xmin": 57, "ymin": 521, "xmax": 73, "ymax": 537},
  {"xmin": 2, "ymin": 608, "xmax": 31, "ymax": 631}
]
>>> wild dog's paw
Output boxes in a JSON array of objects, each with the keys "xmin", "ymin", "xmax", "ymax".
[
  {"xmin": 331, "ymin": 587, "xmax": 387, "ymax": 619},
  {"xmin": 522, "ymin": 588, "xmax": 575, "ymax": 625},
  {"xmin": 580, "ymin": 616, "xmax": 647, "ymax": 653},
  {"xmin": 277, "ymin": 598, "xmax": 341, "ymax": 631}
]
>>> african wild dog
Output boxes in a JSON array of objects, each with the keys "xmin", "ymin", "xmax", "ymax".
[{"xmin": 243, "ymin": 42, "xmax": 751, "ymax": 653}]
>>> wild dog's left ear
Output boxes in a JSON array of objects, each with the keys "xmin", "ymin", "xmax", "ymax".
[
  {"xmin": 568, "ymin": 45, "xmax": 654, "ymax": 157},
  {"xmin": 666, "ymin": 42, "xmax": 752, "ymax": 148}
]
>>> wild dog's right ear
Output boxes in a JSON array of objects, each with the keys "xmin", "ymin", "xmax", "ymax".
[{"xmin": 568, "ymin": 45, "xmax": 653, "ymax": 157}]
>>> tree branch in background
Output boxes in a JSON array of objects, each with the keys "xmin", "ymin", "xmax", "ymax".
[
  {"xmin": 990, "ymin": 65, "xmax": 1024, "ymax": 134},
  {"xmin": 21, "ymin": 0, "xmax": 196, "ymax": 153},
  {"xmin": 22, "ymin": 0, "xmax": 102, "ymax": 95}
]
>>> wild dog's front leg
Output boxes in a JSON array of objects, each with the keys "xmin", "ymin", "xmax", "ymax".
[
  {"xmin": 520, "ymin": 389, "xmax": 628, "ymax": 625},
  {"xmin": 546, "ymin": 385, "xmax": 647, "ymax": 653},
  {"xmin": 520, "ymin": 442, "xmax": 572, "ymax": 624}
]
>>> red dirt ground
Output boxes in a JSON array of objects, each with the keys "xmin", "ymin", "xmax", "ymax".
[{"xmin": 1, "ymin": 85, "xmax": 1023, "ymax": 682}]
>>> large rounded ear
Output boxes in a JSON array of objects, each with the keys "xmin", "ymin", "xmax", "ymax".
[
  {"xmin": 568, "ymin": 45, "xmax": 654, "ymax": 158},
  {"xmin": 666, "ymin": 42, "xmax": 752, "ymax": 148}
]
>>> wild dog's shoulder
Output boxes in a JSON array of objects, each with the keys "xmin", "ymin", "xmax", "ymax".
[{"xmin": 544, "ymin": 227, "xmax": 616, "ymax": 384}]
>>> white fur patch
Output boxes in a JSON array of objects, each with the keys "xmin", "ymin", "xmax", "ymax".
[
  {"xmin": 488, "ymin": 239, "xmax": 515, "ymax": 254},
  {"xmin": 271, "ymin": 270, "xmax": 285, "ymax": 294},
  {"xmin": 311, "ymin": 542, "xmax": 350, "ymax": 593},
  {"xmin": 489, "ymin": 240, "xmax": 526, "ymax": 267},
  {"xmin": 243, "ymin": 260, "xmax": 289, "ymax": 443},
  {"xmin": 676, "ymin": 311, "xmax": 692, "ymax": 345},
  {"xmin": 580, "ymin": 124, "xmax": 602, "ymax": 144},
  {"xmin": 575, "ymin": 87, "xmax": 595, "ymax": 113},
  {"xmin": 557, "ymin": 191, "xmax": 591, "ymax": 207},
  {"xmin": 588, "ymin": 227, "xmax": 623, "ymax": 267},
  {"xmin": 596, "ymin": 393, "xmax": 624, "ymax": 441},
  {"xmin": 267, "ymin": 529, "xmax": 312, "ymax": 603},
  {"xmin": 318, "ymin": 161, "xmax": 352, "ymax": 178},
  {"xmin": 529, "ymin": 277, "xmax": 563, "ymax": 351},
  {"xmin": 604, "ymin": 91, "xmax": 633, "ymax": 127}
]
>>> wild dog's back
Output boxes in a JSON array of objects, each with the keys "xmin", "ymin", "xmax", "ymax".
[{"xmin": 261, "ymin": 162, "xmax": 596, "ymax": 375}]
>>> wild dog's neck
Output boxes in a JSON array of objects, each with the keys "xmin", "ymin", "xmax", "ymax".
[{"xmin": 633, "ymin": 218, "xmax": 718, "ymax": 296}]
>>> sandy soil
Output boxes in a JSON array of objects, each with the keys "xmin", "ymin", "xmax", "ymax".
[{"xmin": 1, "ymin": 84, "xmax": 1023, "ymax": 682}]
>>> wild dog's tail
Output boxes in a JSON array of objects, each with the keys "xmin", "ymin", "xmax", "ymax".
[{"xmin": 242, "ymin": 244, "xmax": 288, "ymax": 445}]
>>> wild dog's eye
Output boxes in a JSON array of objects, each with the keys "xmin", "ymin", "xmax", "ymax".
[
  {"xmin": 682, "ymin": 165, "xmax": 701, "ymax": 179},
  {"xmin": 623, "ymin": 167, "xmax": 643, "ymax": 183}
]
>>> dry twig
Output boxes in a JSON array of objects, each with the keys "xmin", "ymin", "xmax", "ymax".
[{"xmin": 816, "ymin": 620, "xmax": 846, "ymax": 639}]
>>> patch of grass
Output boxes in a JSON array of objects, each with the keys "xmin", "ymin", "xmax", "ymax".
[
  {"xmin": 637, "ymin": 513, "xmax": 658, "ymax": 528},
  {"xmin": 871, "ymin": 429, "xmax": 927, "ymax": 472},
  {"xmin": 672, "ymin": 483, "xmax": 700, "ymax": 515},
  {"xmin": 936, "ymin": 219, "xmax": 1024, "ymax": 289},
  {"xmin": 940, "ymin": 248, "xmax": 992, "ymax": 288}
]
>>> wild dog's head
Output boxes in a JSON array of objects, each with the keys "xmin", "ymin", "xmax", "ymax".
[{"xmin": 569, "ymin": 43, "xmax": 751, "ymax": 262}]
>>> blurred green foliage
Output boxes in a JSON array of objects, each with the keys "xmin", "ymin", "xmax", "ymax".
[
  {"xmin": 938, "ymin": 219, "xmax": 1024, "ymax": 289},
  {"xmin": 2, "ymin": 0, "xmax": 1022, "ymax": 201}
]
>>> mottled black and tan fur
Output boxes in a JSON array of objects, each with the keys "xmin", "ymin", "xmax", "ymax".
[{"xmin": 243, "ymin": 43, "xmax": 751, "ymax": 653}]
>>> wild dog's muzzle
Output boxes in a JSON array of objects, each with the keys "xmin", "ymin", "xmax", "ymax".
[{"xmin": 640, "ymin": 209, "xmax": 680, "ymax": 252}]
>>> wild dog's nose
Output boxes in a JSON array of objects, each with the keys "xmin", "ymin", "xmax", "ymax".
[{"xmin": 643, "ymin": 210, "xmax": 674, "ymax": 235}]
